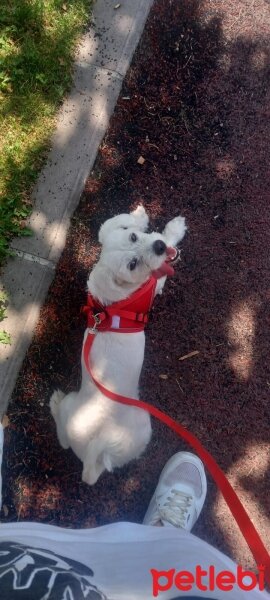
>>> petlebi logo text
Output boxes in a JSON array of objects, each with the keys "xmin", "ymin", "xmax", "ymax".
[{"xmin": 150, "ymin": 564, "xmax": 265, "ymax": 596}]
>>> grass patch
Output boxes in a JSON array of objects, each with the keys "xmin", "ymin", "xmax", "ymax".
[
  {"xmin": 0, "ymin": 291, "xmax": 11, "ymax": 344},
  {"xmin": 0, "ymin": 0, "xmax": 91, "ymax": 264}
]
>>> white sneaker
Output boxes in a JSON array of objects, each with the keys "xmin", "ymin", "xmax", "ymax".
[{"xmin": 143, "ymin": 452, "xmax": 207, "ymax": 531}]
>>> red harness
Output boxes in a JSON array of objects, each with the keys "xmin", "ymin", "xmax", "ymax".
[
  {"xmin": 82, "ymin": 276, "xmax": 157, "ymax": 333},
  {"xmin": 82, "ymin": 281, "xmax": 270, "ymax": 583}
]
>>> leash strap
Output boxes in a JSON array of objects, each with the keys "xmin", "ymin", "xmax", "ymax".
[{"xmin": 83, "ymin": 331, "xmax": 270, "ymax": 583}]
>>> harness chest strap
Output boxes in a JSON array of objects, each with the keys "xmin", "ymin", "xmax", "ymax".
[
  {"xmin": 82, "ymin": 276, "xmax": 157, "ymax": 333},
  {"xmin": 82, "ymin": 331, "xmax": 270, "ymax": 582}
]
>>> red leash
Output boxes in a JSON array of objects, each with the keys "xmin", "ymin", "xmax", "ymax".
[{"xmin": 83, "ymin": 331, "xmax": 270, "ymax": 584}]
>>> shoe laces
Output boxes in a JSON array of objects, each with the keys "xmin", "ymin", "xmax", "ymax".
[{"xmin": 159, "ymin": 489, "xmax": 193, "ymax": 528}]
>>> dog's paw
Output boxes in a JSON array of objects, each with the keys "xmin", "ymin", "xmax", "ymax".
[
  {"xmin": 131, "ymin": 204, "xmax": 149, "ymax": 231},
  {"xmin": 163, "ymin": 216, "xmax": 187, "ymax": 246},
  {"xmin": 50, "ymin": 389, "xmax": 64, "ymax": 416}
]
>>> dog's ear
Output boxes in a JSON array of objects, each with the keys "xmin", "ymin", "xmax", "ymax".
[
  {"xmin": 98, "ymin": 206, "xmax": 149, "ymax": 244},
  {"xmin": 98, "ymin": 214, "xmax": 136, "ymax": 244},
  {"xmin": 162, "ymin": 216, "xmax": 187, "ymax": 246},
  {"xmin": 130, "ymin": 204, "xmax": 149, "ymax": 232}
]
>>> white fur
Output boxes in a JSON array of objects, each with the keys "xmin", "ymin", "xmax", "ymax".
[{"xmin": 50, "ymin": 206, "xmax": 186, "ymax": 485}]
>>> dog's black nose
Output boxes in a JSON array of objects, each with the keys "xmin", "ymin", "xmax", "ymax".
[{"xmin": 153, "ymin": 239, "xmax": 166, "ymax": 256}]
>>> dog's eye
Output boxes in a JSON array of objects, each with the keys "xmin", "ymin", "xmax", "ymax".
[
  {"xmin": 130, "ymin": 233, "xmax": 138, "ymax": 242},
  {"xmin": 129, "ymin": 258, "xmax": 137, "ymax": 271}
]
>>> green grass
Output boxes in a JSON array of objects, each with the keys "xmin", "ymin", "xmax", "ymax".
[
  {"xmin": 0, "ymin": 291, "xmax": 11, "ymax": 344},
  {"xmin": 0, "ymin": 0, "xmax": 91, "ymax": 263}
]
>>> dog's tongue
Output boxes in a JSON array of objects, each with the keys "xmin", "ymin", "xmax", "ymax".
[
  {"xmin": 152, "ymin": 246, "xmax": 177, "ymax": 279},
  {"xmin": 152, "ymin": 262, "xmax": 175, "ymax": 279}
]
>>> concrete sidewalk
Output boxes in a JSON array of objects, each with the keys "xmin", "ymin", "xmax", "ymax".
[{"xmin": 0, "ymin": 0, "xmax": 153, "ymax": 416}]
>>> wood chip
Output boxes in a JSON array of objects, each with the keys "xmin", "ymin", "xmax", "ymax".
[
  {"xmin": 2, "ymin": 414, "xmax": 9, "ymax": 428},
  {"xmin": 178, "ymin": 350, "xmax": 200, "ymax": 361},
  {"xmin": 175, "ymin": 378, "xmax": 184, "ymax": 393},
  {"xmin": 137, "ymin": 156, "xmax": 145, "ymax": 165},
  {"xmin": 62, "ymin": 3, "xmax": 67, "ymax": 10},
  {"xmin": 159, "ymin": 374, "xmax": 168, "ymax": 379},
  {"xmin": 2, "ymin": 505, "xmax": 8, "ymax": 517},
  {"xmin": 114, "ymin": 3, "xmax": 121, "ymax": 8}
]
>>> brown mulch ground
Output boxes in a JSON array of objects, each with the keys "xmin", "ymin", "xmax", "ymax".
[{"xmin": 2, "ymin": 0, "xmax": 270, "ymax": 572}]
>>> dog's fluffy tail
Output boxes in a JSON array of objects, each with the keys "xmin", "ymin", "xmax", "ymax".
[{"xmin": 50, "ymin": 389, "xmax": 65, "ymax": 417}]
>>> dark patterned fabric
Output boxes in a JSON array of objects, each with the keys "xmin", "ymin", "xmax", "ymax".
[{"xmin": 0, "ymin": 542, "xmax": 107, "ymax": 599}]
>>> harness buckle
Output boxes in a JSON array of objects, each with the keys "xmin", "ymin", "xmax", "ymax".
[{"xmin": 88, "ymin": 312, "xmax": 102, "ymax": 334}]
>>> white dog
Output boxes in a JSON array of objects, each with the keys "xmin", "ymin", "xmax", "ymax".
[{"xmin": 50, "ymin": 206, "xmax": 186, "ymax": 485}]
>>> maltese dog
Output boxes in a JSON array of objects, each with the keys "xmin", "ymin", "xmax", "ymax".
[{"xmin": 50, "ymin": 206, "xmax": 186, "ymax": 485}]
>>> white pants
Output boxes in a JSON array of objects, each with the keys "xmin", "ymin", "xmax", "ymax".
[{"xmin": 0, "ymin": 521, "xmax": 268, "ymax": 599}]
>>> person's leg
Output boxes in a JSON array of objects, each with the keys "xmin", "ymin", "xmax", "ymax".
[{"xmin": 0, "ymin": 453, "xmax": 267, "ymax": 599}]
